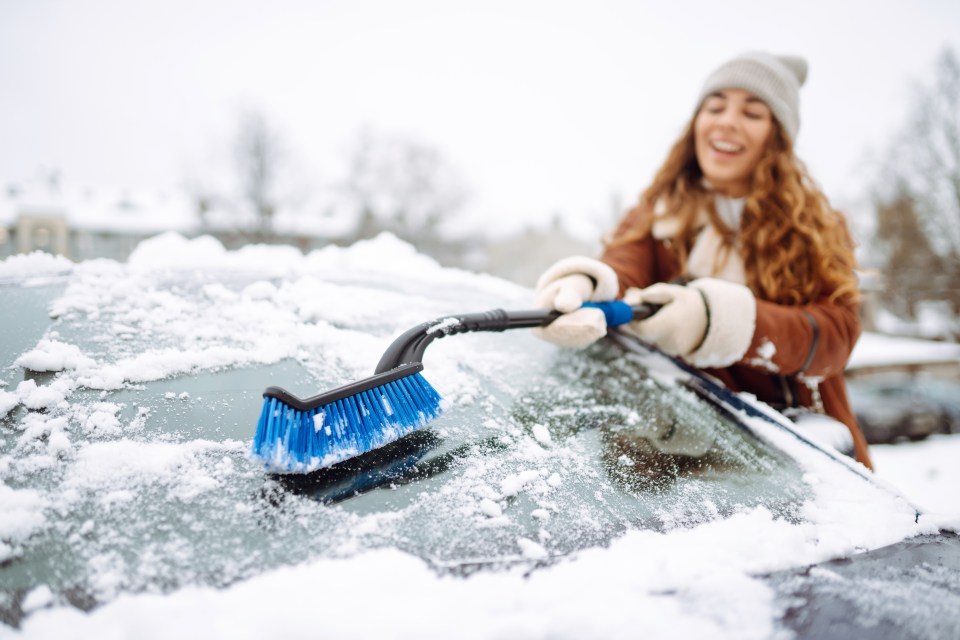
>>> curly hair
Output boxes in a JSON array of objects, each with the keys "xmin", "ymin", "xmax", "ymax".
[{"xmin": 619, "ymin": 118, "xmax": 860, "ymax": 306}]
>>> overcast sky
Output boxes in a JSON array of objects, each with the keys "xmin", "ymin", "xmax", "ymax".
[{"xmin": 2, "ymin": 0, "xmax": 959, "ymax": 237}]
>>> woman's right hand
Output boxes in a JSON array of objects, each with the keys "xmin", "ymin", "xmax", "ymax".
[
  {"xmin": 535, "ymin": 273, "xmax": 596, "ymax": 312},
  {"xmin": 532, "ymin": 256, "xmax": 620, "ymax": 349},
  {"xmin": 533, "ymin": 256, "xmax": 621, "ymax": 310}
]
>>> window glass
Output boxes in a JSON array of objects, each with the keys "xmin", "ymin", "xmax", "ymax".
[{"xmin": 0, "ymin": 275, "xmax": 812, "ymax": 611}]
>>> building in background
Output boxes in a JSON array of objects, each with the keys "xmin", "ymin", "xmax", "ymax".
[
  {"xmin": 1, "ymin": 176, "xmax": 601, "ymax": 292},
  {"xmin": 0, "ymin": 175, "xmax": 357, "ymax": 263}
]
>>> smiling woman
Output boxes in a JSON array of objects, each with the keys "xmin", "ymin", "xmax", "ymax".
[
  {"xmin": 694, "ymin": 89, "xmax": 774, "ymax": 197},
  {"xmin": 533, "ymin": 51, "xmax": 872, "ymax": 470}
]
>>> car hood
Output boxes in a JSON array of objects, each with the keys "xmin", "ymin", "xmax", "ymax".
[{"xmin": 765, "ymin": 530, "xmax": 960, "ymax": 639}]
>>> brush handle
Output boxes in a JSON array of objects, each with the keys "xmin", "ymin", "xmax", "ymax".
[
  {"xmin": 375, "ymin": 301, "xmax": 661, "ymax": 373},
  {"xmin": 500, "ymin": 301, "xmax": 659, "ymax": 330}
]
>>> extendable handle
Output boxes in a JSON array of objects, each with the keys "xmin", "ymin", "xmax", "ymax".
[
  {"xmin": 468, "ymin": 301, "xmax": 658, "ymax": 330},
  {"xmin": 375, "ymin": 301, "xmax": 661, "ymax": 373}
]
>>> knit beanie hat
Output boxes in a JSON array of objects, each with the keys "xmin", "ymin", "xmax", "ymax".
[{"xmin": 696, "ymin": 52, "xmax": 808, "ymax": 142}]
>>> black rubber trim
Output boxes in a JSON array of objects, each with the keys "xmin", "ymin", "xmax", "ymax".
[
  {"xmin": 689, "ymin": 288, "xmax": 711, "ymax": 354},
  {"xmin": 263, "ymin": 363, "xmax": 424, "ymax": 411}
]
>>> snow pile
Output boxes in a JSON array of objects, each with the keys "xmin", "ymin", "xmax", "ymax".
[
  {"xmin": 63, "ymin": 439, "xmax": 246, "ymax": 503},
  {"xmin": 0, "ymin": 485, "xmax": 48, "ymax": 563},
  {"xmin": 125, "ymin": 230, "xmax": 502, "ymax": 289},
  {"xmin": 126, "ymin": 232, "xmax": 230, "ymax": 269},
  {"xmin": 6, "ymin": 233, "xmax": 524, "ymax": 395},
  {"xmin": 11, "ymin": 527, "xmax": 783, "ymax": 640},
  {"xmin": 0, "ymin": 251, "xmax": 73, "ymax": 281},
  {"xmin": 16, "ymin": 339, "xmax": 95, "ymax": 372},
  {"xmin": 0, "ymin": 390, "xmax": 18, "ymax": 418},
  {"xmin": 872, "ymin": 435, "xmax": 960, "ymax": 525},
  {"xmin": 12, "ymin": 470, "xmax": 926, "ymax": 640}
]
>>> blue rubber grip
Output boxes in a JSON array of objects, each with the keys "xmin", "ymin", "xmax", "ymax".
[{"xmin": 581, "ymin": 301, "xmax": 635, "ymax": 327}]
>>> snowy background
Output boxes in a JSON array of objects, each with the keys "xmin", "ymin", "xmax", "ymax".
[{"xmin": 2, "ymin": 0, "xmax": 960, "ymax": 237}]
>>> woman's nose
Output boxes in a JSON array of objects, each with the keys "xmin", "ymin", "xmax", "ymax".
[{"xmin": 715, "ymin": 107, "xmax": 739, "ymax": 128}]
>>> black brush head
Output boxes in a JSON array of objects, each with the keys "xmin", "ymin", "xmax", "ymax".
[{"xmin": 263, "ymin": 362, "xmax": 424, "ymax": 411}]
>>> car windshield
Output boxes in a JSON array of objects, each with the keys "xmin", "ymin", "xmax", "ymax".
[{"xmin": 0, "ymin": 235, "xmax": 915, "ymax": 627}]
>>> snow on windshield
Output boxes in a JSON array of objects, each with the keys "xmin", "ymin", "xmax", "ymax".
[{"xmin": 0, "ymin": 233, "xmax": 936, "ymax": 638}]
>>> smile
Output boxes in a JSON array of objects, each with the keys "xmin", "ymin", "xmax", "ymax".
[{"xmin": 710, "ymin": 140, "xmax": 744, "ymax": 153}]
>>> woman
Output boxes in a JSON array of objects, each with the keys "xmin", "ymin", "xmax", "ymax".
[{"xmin": 534, "ymin": 51, "xmax": 872, "ymax": 469}]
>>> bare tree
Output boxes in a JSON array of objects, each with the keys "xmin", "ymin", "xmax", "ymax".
[
  {"xmin": 902, "ymin": 48, "xmax": 960, "ymax": 263},
  {"xmin": 340, "ymin": 129, "xmax": 469, "ymax": 255},
  {"xmin": 869, "ymin": 47, "xmax": 960, "ymax": 314},
  {"xmin": 234, "ymin": 109, "xmax": 286, "ymax": 240},
  {"xmin": 872, "ymin": 184, "xmax": 948, "ymax": 316}
]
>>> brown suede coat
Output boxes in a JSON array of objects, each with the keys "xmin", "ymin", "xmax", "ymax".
[{"xmin": 601, "ymin": 204, "xmax": 873, "ymax": 470}]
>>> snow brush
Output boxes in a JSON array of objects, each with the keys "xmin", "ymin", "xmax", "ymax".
[{"xmin": 251, "ymin": 301, "xmax": 659, "ymax": 473}]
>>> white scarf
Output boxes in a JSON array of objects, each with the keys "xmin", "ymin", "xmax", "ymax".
[{"xmin": 651, "ymin": 195, "xmax": 747, "ymax": 285}]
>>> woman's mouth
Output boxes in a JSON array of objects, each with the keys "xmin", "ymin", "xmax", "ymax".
[{"xmin": 710, "ymin": 140, "xmax": 744, "ymax": 154}]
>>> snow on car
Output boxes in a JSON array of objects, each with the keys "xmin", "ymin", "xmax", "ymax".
[{"xmin": 1, "ymin": 233, "xmax": 958, "ymax": 639}]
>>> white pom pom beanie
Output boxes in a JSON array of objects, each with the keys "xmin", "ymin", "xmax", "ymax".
[{"xmin": 696, "ymin": 52, "xmax": 808, "ymax": 142}]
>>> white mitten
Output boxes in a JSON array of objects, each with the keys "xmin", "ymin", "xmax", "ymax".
[
  {"xmin": 533, "ymin": 306, "xmax": 608, "ymax": 349},
  {"xmin": 626, "ymin": 283, "xmax": 709, "ymax": 358},
  {"xmin": 534, "ymin": 256, "xmax": 620, "ymax": 311},
  {"xmin": 536, "ymin": 273, "xmax": 596, "ymax": 313},
  {"xmin": 687, "ymin": 278, "xmax": 756, "ymax": 367},
  {"xmin": 533, "ymin": 256, "xmax": 620, "ymax": 348},
  {"xmin": 627, "ymin": 278, "xmax": 756, "ymax": 368}
]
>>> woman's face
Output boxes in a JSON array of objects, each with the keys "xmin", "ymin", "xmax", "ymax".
[{"xmin": 694, "ymin": 88, "xmax": 774, "ymax": 197}]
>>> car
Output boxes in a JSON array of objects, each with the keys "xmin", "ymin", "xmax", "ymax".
[
  {"xmin": 897, "ymin": 375, "xmax": 960, "ymax": 434},
  {"xmin": 846, "ymin": 378, "xmax": 942, "ymax": 444},
  {"xmin": 1, "ymin": 232, "xmax": 958, "ymax": 639},
  {"xmin": 847, "ymin": 375, "xmax": 959, "ymax": 443}
]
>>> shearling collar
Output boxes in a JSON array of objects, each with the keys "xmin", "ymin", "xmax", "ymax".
[
  {"xmin": 651, "ymin": 194, "xmax": 748, "ymax": 284},
  {"xmin": 650, "ymin": 194, "xmax": 745, "ymax": 240}
]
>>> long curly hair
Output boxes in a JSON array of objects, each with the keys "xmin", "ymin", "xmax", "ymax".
[{"xmin": 618, "ymin": 118, "xmax": 860, "ymax": 306}]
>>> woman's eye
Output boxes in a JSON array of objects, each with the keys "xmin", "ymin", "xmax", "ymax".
[{"xmin": 744, "ymin": 111, "xmax": 765, "ymax": 120}]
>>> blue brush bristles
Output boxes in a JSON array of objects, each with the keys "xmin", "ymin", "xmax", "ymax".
[{"xmin": 251, "ymin": 371, "xmax": 443, "ymax": 473}]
